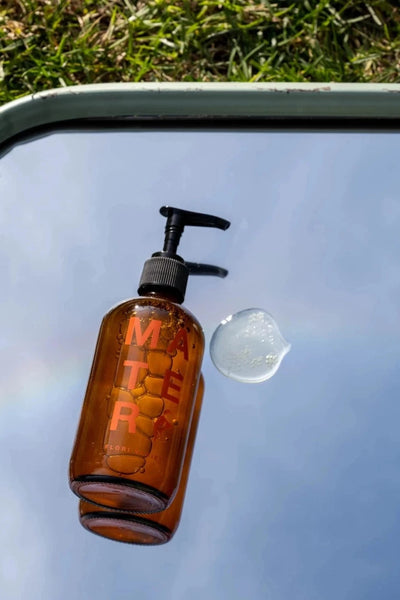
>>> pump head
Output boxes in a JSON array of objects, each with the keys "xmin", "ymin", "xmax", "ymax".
[{"xmin": 138, "ymin": 206, "xmax": 230, "ymax": 303}]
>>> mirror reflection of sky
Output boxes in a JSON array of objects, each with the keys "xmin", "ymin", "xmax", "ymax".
[{"xmin": 1, "ymin": 130, "xmax": 399, "ymax": 600}]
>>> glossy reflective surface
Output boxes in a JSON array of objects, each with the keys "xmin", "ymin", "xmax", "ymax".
[{"xmin": 0, "ymin": 129, "xmax": 400, "ymax": 600}]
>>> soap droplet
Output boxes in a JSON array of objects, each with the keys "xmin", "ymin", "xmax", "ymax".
[{"xmin": 210, "ymin": 308, "xmax": 291, "ymax": 383}]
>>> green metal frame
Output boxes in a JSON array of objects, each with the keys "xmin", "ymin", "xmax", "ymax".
[{"xmin": 1, "ymin": 82, "xmax": 400, "ymax": 151}]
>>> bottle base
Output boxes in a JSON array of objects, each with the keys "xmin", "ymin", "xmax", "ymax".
[
  {"xmin": 80, "ymin": 510, "xmax": 171, "ymax": 545},
  {"xmin": 71, "ymin": 475, "xmax": 169, "ymax": 513}
]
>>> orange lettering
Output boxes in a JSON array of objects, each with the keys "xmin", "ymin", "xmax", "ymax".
[
  {"xmin": 123, "ymin": 360, "xmax": 148, "ymax": 390},
  {"xmin": 161, "ymin": 370, "xmax": 183, "ymax": 404},
  {"xmin": 110, "ymin": 401, "xmax": 139, "ymax": 433},
  {"xmin": 124, "ymin": 317, "xmax": 161, "ymax": 348},
  {"xmin": 167, "ymin": 327, "xmax": 189, "ymax": 360}
]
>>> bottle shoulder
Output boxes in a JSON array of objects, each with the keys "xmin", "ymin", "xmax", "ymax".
[{"xmin": 103, "ymin": 296, "xmax": 204, "ymax": 337}]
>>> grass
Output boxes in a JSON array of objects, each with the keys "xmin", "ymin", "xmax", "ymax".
[{"xmin": 1, "ymin": 0, "xmax": 400, "ymax": 104}]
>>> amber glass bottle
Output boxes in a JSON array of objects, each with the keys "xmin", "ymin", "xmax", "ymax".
[
  {"xmin": 78, "ymin": 375, "xmax": 204, "ymax": 545},
  {"xmin": 70, "ymin": 207, "xmax": 229, "ymax": 513}
]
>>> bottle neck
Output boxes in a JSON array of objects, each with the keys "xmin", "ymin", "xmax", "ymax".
[{"xmin": 140, "ymin": 289, "xmax": 183, "ymax": 304}]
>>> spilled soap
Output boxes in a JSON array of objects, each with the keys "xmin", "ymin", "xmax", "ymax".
[{"xmin": 210, "ymin": 308, "xmax": 291, "ymax": 383}]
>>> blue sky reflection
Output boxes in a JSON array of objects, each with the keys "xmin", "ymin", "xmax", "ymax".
[{"xmin": 0, "ymin": 129, "xmax": 399, "ymax": 599}]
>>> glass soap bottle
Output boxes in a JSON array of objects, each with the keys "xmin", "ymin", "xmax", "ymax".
[
  {"xmin": 78, "ymin": 375, "xmax": 204, "ymax": 545},
  {"xmin": 69, "ymin": 206, "xmax": 229, "ymax": 513}
]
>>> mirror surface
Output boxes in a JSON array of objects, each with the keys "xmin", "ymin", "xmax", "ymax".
[{"xmin": 1, "ymin": 129, "xmax": 399, "ymax": 599}]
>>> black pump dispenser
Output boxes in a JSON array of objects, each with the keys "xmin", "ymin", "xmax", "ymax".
[{"xmin": 138, "ymin": 206, "xmax": 230, "ymax": 303}]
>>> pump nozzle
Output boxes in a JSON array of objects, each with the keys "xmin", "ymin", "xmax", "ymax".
[
  {"xmin": 160, "ymin": 206, "xmax": 230, "ymax": 256},
  {"xmin": 138, "ymin": 206, "xmax": 230, "ymax": 303},
  {"xmin": 186, "ymin": 262, "xmax": 228, "ymax": 279}
]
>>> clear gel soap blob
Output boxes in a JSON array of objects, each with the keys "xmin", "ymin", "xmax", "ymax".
[{"xmin": 210, "ymin": 308, "xmax": 290, "ymax": 383}]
